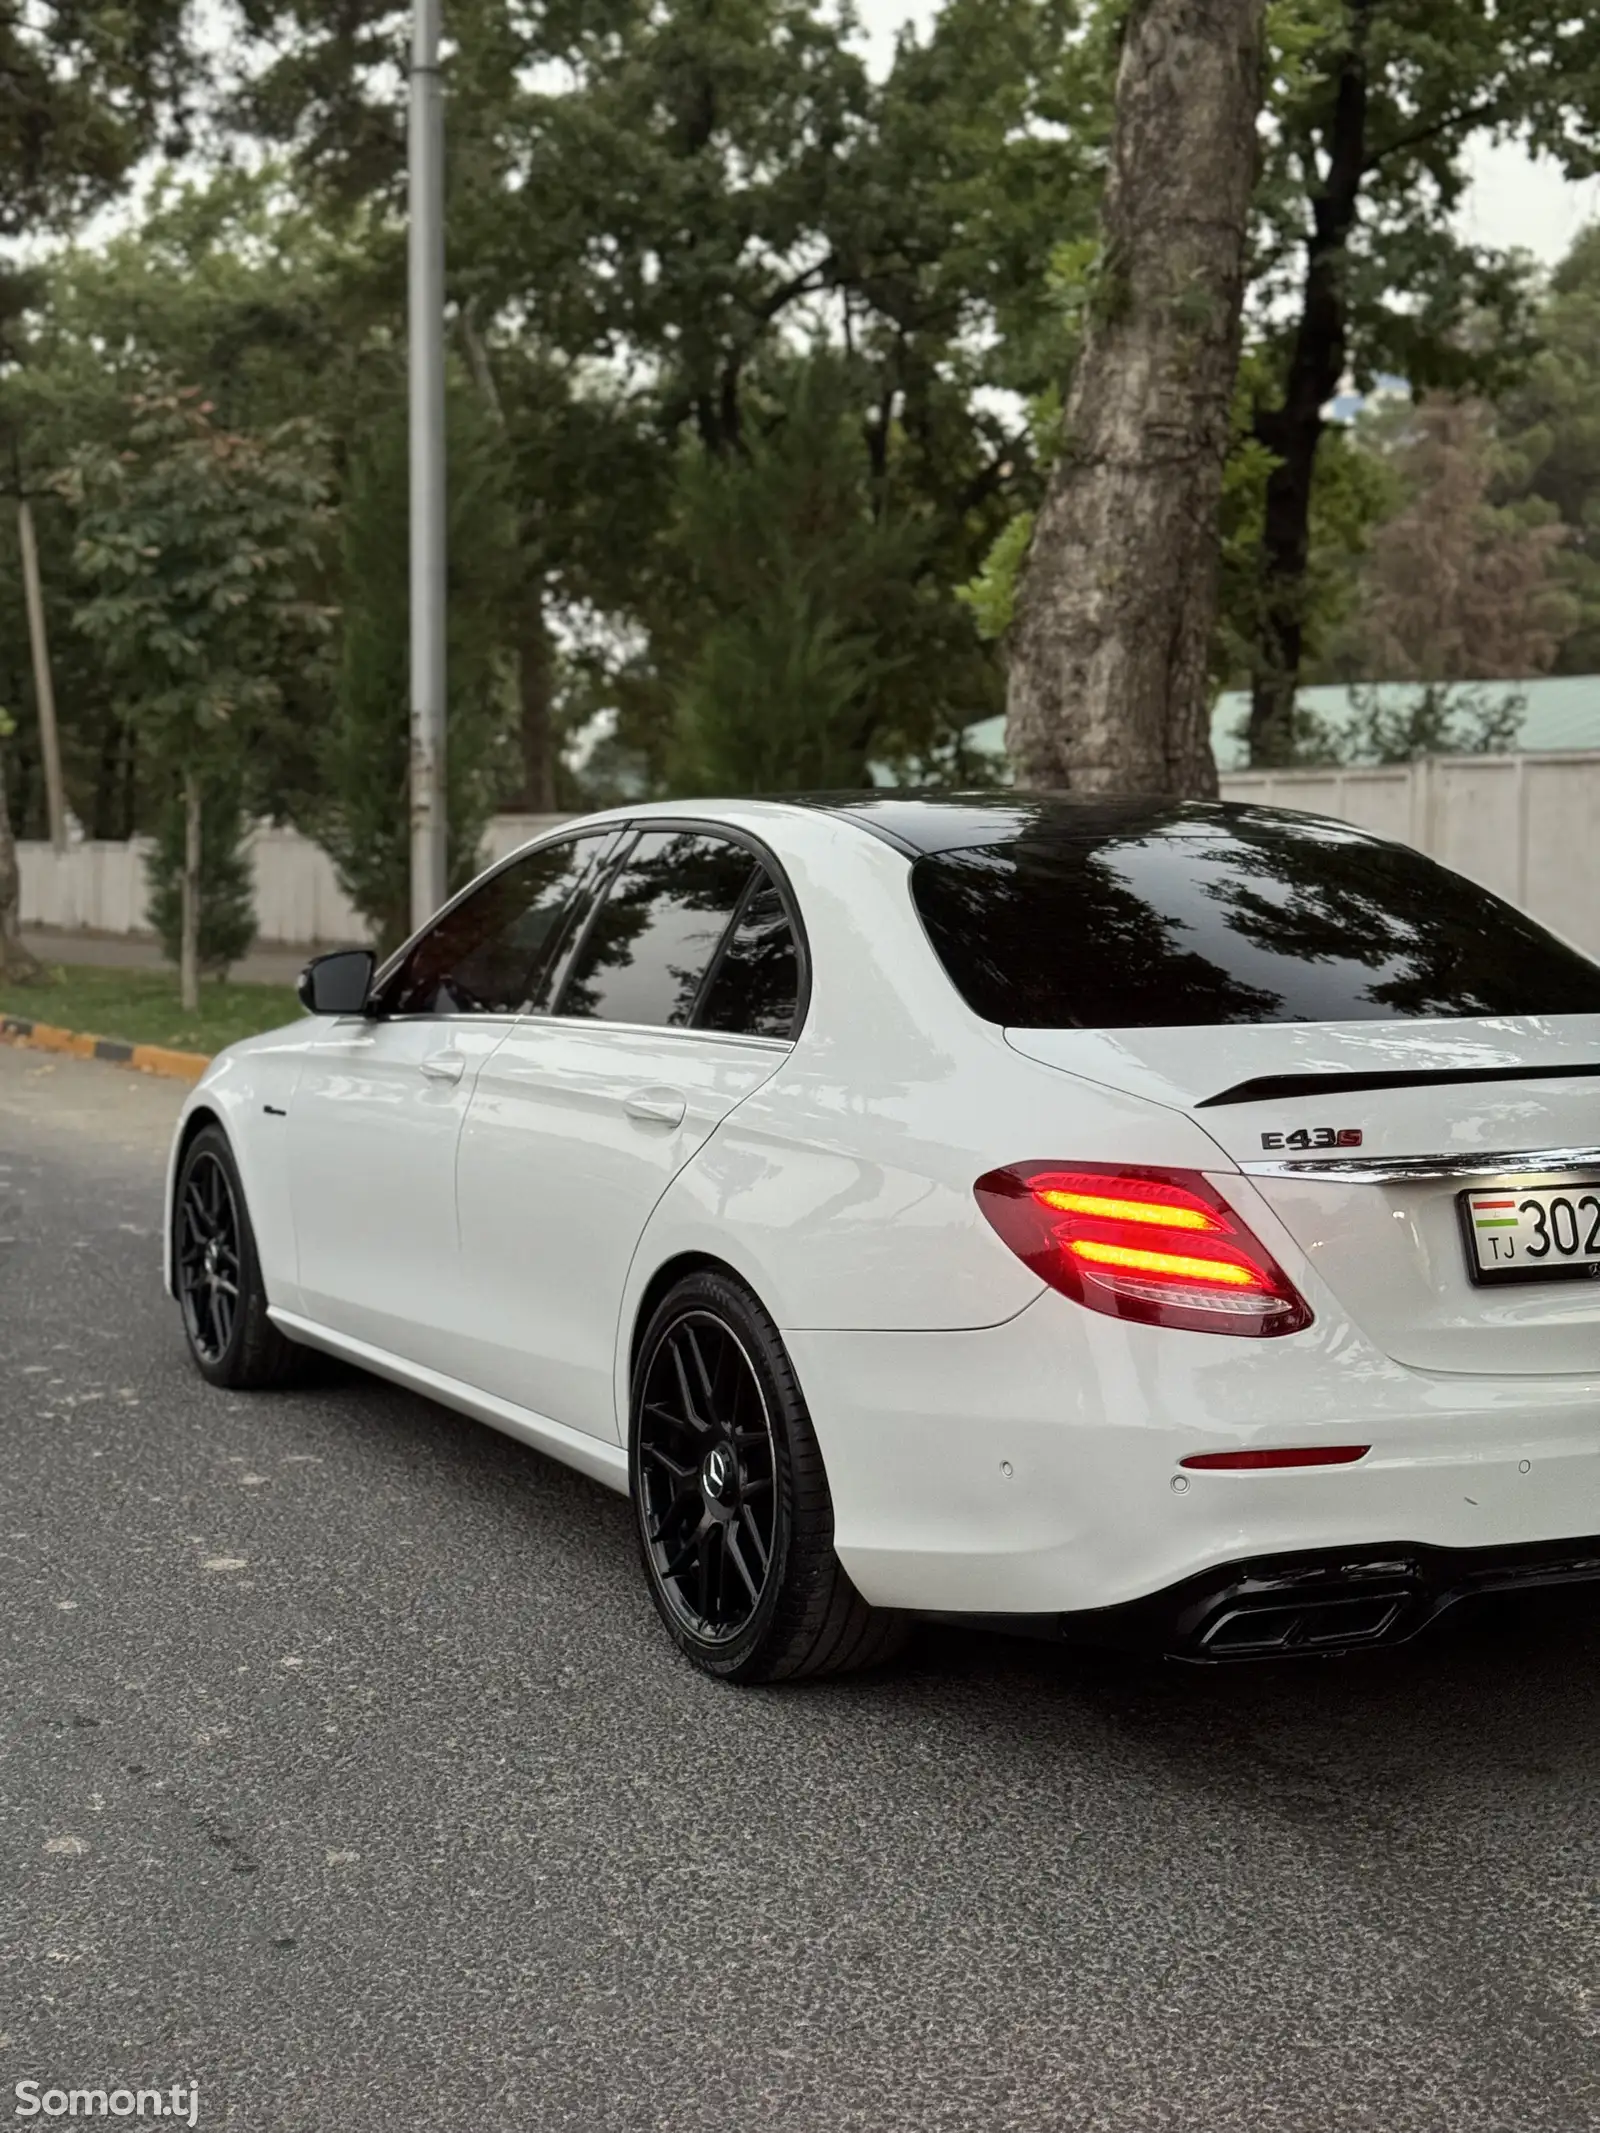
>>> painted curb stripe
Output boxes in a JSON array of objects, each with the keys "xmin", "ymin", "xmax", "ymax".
[{"xmin": 0, "ymin": 1015, "xmax": 209, "ymax": 1084}]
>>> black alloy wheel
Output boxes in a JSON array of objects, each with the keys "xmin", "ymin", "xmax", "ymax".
[
  {"xmin": 636, "ymin": 1309, "xmax": 778, "ymax": 1645},
  {"xmin": 177, "ymin": 1147, "xmax": 243, "ymax": 1366},
  {"xmin": 629, "ymin": 1269, "xmax": 907, "ymax": 1684},
  {"xmin": 173, "ymin": 1125, "xmax": 303, "ymax": 1390}
]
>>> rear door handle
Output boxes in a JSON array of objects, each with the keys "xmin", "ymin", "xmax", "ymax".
[
  {"xmin": 623, "ymin": 1086, "xmax": 687, "ymax": 1127},
  {"xmin": 420, "ymin": 1051, "xmax": 466, "ymax": 1085}
]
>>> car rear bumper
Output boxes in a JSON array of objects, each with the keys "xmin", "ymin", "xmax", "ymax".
[
  {"xmin": 1043, "ymin": 1533, "xmax": 1600, "ymax": 1659},
  {"xmin": 786, "ymin": 1300, "xmax": 1600, "ymax": 1618}
]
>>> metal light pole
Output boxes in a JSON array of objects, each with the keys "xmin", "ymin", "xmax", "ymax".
[{"xmin": 408, "ymin": 0, "xmax": 449, "ymax": 929}]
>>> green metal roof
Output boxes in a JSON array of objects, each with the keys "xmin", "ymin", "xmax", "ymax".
[{"xmin": 961, "ymin": 676, "xmax": 1600, "ymax": 775}]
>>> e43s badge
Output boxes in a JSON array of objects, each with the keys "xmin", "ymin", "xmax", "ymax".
[{"xmin": 1260, "ymin": 1127, "xmax": 1364, "ymax": 1152}]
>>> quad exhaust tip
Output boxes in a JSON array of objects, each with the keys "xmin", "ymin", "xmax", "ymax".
[{"xmin": 1199, "ymin": 1594, "xmax": 1406, "ymax": 1656}]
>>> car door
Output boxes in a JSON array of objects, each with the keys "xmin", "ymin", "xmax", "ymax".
[
  {"xmin": 451, "ymin": 828, "xmax": 806, "ymax": 1438},
  {"xmin": 286, "ymin": 830, "xmax": 618, "ymax": 1370}
]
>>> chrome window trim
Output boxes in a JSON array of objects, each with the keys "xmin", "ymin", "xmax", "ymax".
[
  {"xmin": 532, "ymin": 1015, "xmax": 795, "ymax": 1054},
  {"xmin": 375, "ymin": 1011, "xmax": 794, "ymax": 1054},
  {"xmin": 358, "ymin": 1013, "xmax": 522, "ymax": 1030},
  {"xmin": 1242, "ymin": 1146, "xmax": 1600, "ymax": 1186}
]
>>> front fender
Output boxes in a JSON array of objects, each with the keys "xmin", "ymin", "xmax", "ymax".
[{"xmin": 162, "ymin": 1038, "xmax": 309, "ymax": 1308}]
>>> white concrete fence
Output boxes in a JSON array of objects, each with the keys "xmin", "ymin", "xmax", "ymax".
[
  {"xmin": 19, "ymin": 816, "xmax": 569, "ymax": 947},
  {"xmin": 19, "ymin": 754, "xmax": 1600, "ymax": 961}
]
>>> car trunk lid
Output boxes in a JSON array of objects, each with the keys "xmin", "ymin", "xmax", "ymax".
[{"xmin": 1007, "ymin": 1017, "xmax": 1600, "ymax": 1374}]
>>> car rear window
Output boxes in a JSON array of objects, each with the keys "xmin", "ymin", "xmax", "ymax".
[{"xmin": 911, "ymin": 810, "xmax": 1600, "ymax": 1028}]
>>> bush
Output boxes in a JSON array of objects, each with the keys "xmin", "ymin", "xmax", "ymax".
[{"xmin": 145, "ymin": 769, "xmax": 257, "ymax": 977}]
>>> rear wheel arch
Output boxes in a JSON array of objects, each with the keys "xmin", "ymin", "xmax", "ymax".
[
  {"xmin": 628, "ymin": 1251, "xmax": 737, "ymax": 1392},
  {"xmin": 627, "ymin": 1262, "xmax": 908, "ymax": 1681}
]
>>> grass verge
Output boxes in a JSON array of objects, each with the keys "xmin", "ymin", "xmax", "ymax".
[{"xmin": 0, "ymin": 964, "xmax": 299, "ymax": 1057}]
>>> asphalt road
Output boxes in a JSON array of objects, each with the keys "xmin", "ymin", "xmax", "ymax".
[{"xmin": 3, "ymin": 1045, "xmax": 1598, "ymax": 2133}]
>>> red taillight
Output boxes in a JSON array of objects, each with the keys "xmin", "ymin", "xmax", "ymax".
[
  {"xmin": 1181, "ymin": 1446, "xmax": 1369, "ymax": 1471},
  {"xmin": 974, "ymin": 1163, "xmax": 1313, "ymax": 1338}
]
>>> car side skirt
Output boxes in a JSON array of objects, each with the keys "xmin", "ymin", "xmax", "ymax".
[{"xmin": 268, "ymin": 1309, "xmax": 631, "ymax": 1494}]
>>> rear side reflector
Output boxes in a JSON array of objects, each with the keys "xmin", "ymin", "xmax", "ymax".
[
  {"xmin": 1180, "ymin": 1446, "xmax": 1370, "ymax": 1471},
  {"xmin": 974, "ymin": 1163, "xmax": 1314, "ymax": 1338}
]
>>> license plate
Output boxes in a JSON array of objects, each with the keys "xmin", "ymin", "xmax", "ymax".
[{"xmin": 1460, "ymin": 1181, "xmax": 1600, "ymax": 1285}]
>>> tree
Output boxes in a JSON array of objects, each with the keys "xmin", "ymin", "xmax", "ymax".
[
  {"xmin": 1347, "ymin": 397, "xmax": 1572, "ymax": 686},
  {"xmin": 237, "ymin": 0, "xmax": 1097, "ymax": 799},
  {"xmin": 0, "ymin": 707, "xmax": 39, "ymax": 982},
  {"xmin": 2, "ymin": 171, "xmax": 355, "ymax": 848},
  {"xmin": 0, "ymin": 0, "xmax": 198, "ymax": 981},
  {"xmin": 1496, "ymin": 228, "xmax": 1600, "ymax": 675},
  {"xmin": 146, "ymin": 768, "xmax": 258, "ymax": 975},
  {"xmin": 663, "ymin": 356, "xmax": 929, "ymax": 792},
  {"xmin": 0, "ymin": 5, "xmax": 194, "ymax": 246},
  {"xmin": 63, "ymin": 387, "xmax": 332, "ymax": 1006},
  {"xmin": 1243, "ymin": 0, "xmax": 1600, "ymax": 763},
  {"xmin": 1005, "ymin": 0, "xmax": 1268, "ymax": 795}
]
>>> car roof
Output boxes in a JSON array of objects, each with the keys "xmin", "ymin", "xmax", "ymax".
[
  {"xmin": 786, "ymin": 791, "xmax": 1367, "ymax": 858},
  {"xmin": 545, "ymin": 792, "xmax": 1381, "ymax": 866}
]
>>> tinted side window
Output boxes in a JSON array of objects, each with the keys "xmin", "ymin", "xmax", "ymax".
[
  {"xmin": 912, "ymin": 814, "xmax": 1600, "ymax": 1028},
  {"xmin": 697, "ymin": 875, "xmax": 801, "ymax": 1039},
  {"xmin": 384, "ymin": 836, "xmax": 607, "ymax": 1017},
  {"xmin": 558, "ymin": 832, "xmax": 757, "ymax": 1027}
]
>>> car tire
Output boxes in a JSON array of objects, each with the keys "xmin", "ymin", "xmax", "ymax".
[
  {"xmin": 173, "ymin": 1124, "xmax": 304, "ymax": 1392},
  {"xmin": 629, "ymin": 1268, "xmax": 908, "ymax": 1684}
]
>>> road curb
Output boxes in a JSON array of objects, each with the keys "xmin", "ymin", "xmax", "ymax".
[{"xmin": 0, "ymin": 1014, "xmax": 210, "ymax": 1084}]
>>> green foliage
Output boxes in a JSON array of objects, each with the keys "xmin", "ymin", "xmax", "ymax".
[
  {"xmin": 1237, "ymin": 0, "xmax": 1600, "ymax": 748},
  {"xmin": 1329, "ymin": 395, "xmax": 1574, "ymax": 686},
  {"xmin": 1225, "ymin": 682, "xmax": 1527, "ymax": 769},
  {"xmin": 315, "ymin": 390, "xmax": 520, "ymax": 953},
  {"xmin": 663, "ymin": 360, "xmax": 928, "ymax": 792},
  {"xmin": 958, "ymin": 514, "xmax": 1037, "ymax": 644},
  {"xmin": 62, "ymin": 383, "xmax": 333, "ymax": 963},
  {"xmin": 13, "ymin": 0, "xmax": 1600, "ymax": 851},
  {"xmin": 1251, "ymin": 1, "xmax": 1600, "ymax": 392},
  {"xmin": 63, "ymin": 385, "xmax": 334, "ymax": 772},
  {"xmin": 1496, "ymin": 228, "xmax": 1600, "ymax": 675},
  {"xmin": 146, "ymin": 770, "xmax": 258, "ymax": 976},
  {"xmin": 0, "ymin": 0, "xmax": 198, "ymax": 966},
  {"xmin": 1348, "ymin": 684, "xmax": 1527, "ymax": 764},
  {"xmin": 1223, "ymin": 366, "xmax": 1400, "ymax": 690},
  {"xmin": 2, "ymin": 169, "xmax": 407, "ymax": 837},
  {"xmin": 242, "ymin": 0, "xmax": 1096, "ymax": 797},
  {"xmin": 0, "ymin": 4, "xmax": 196, "ymax": 247}
]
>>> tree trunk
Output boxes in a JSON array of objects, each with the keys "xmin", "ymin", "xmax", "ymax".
[
  {"xmin": 516, "ymin": 596, "xmax": 558, "ymax": 812},
  {"xmin": 1247, "ymin": 0, "xmax": 1372, "ymax": 765},
  {"xmin": 181, "ymin": 769, "xmax": 201, "ymax": 1014},
  {"xmin": 0, "ymin": 745, "xmax": 42, "ymax": 984},
  {"xmin": 18, "ymin": 499, "xmax": 69, "ymax": 854},
  {"xmin": 1006, "ymin": 0, "xmax": 1266, "ymax": 796}
]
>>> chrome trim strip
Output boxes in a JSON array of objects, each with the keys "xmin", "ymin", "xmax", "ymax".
[
  {"xmin": 1242, "ymin": 1146, "xmax": 1600, "ymax": 1185},
  {"xmin": 377, "ymin": 1012, "xmax": 793, "ymax": 1053},
  {"xmin": 533, "ymin": 1018, "xmax": 795, "ymax": 1053}
]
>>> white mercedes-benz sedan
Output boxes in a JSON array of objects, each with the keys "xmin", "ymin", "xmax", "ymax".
[{"xmin": 165, "ymin": 794, "xmax": 1600, "ymax": 1680}]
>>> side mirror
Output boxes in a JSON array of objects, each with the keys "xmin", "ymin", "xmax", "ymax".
[{"xmin": 298, "ymin": 949, "xmax": 377, "ymax": 1017}]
